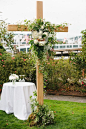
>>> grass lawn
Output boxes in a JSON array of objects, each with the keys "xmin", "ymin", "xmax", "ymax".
[{"xmin": 0, "ymin": 99, "xmax": 86, "ymax": 129}]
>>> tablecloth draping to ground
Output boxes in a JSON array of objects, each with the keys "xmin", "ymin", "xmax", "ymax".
[{"xmin": 0, "ymin": 82, "xmax": 36, "ymax": 120}]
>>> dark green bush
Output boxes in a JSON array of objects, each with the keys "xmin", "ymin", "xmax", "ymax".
[{"xmin": 43, "ymin": 58, "xmax": 80, "ymax": 91}]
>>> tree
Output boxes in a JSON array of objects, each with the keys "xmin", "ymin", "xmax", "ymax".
[
  {"xmin": 70, "ymin": 29, "xmax": 86, "ymax": 77},
  {"xmin": 0, "ymin": 21, "xmax": 14, "ymax": 50}
]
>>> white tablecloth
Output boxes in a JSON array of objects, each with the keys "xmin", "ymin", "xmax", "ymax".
[{"xmin": 0, "ymin": 82, "xmax": 36, "ymax": 120}]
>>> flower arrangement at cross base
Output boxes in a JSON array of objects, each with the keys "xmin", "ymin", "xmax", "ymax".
[
  {"xmin": 9, "ymin": 74, "xmax": 19, "ymax": 84},
  {"xmin": 28, "ymin": 91, "xmax": 54, "ymax": 127}
]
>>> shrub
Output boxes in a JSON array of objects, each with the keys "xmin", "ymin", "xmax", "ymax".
[
  {"xmin": 43, "ymin": 58, "xmax": 80, "ymax": 91},
  {"xmin": 70, "ymin": 29, "xmax": 86, "ymax": 77},
  {"xmin": 0, "ymin": 51, "xmax": 36, "ymax": 93},
  {"xmin": 0, "ymin": 44, "xmax": 11, "ymax": 91}
]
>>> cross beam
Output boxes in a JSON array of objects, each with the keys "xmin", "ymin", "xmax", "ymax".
[
  {"xmin": 7, "ymin": 24, "xmax": 68, "ymax": 32},
  {"xmin": 7, "ymin": 1, "xmax": 68, "ymax": 105}
]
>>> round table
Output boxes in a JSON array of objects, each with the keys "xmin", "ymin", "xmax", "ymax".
[{"xmin": 0, "ymin": 82, "xmax": 36, "ymax": 120}]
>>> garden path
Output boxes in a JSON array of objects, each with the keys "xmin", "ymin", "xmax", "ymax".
[
  {"xmin": 44, "ymin": 95, "xmax": 86, "ymax": 103},
  {"xmin": 0, "ymin": 94, "xmax": 86, "ymax": 103}
]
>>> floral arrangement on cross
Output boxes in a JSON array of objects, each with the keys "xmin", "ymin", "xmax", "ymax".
[{"xmin": 24, "ymin": 18, "xmax": 67, "ymax": 61}]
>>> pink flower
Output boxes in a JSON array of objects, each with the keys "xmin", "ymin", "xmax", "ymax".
[
  {"xmin": 15, "ymin": 71, "xmax": 16, "ymax": 73},
  {"xmin": 84, "ymin": 85, "xmax": 86, "ymax": 86},
  {"xmin": 0, "ymin": 53, "xmax": 2, "ymax": 56},
  {"xmin": 46, "ymin": 80, "xmax": 47, "ymax": 82},
  {"xmin": 2, "ymin": 60, "xmax": 4, "ymax": 61},
  {"xmin": 24, "ymin": 59, "xmax": 26, "ymax": 61},
  {"xmin": 82, "ymin": 81, "xmax": 84, "ymax": 84},
  {"xmin": 3, "ymin": 65, "xmax": 5, "ymax": 67},
  {"xmin": 12, "ymin": 57, "xmax": 15, "ymax": 60},
  {"xmin": 51, "ymin": 49, "xmax": 54, "ymax": 51}
]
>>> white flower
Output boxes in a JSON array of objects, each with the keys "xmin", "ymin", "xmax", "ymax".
[
  {"xmin": 44, "ymin": 37, "xmax": 48, "ymax": 43},
  {"xmin": 38, "ymin": 30, "xmax": 43, "ymax": 35},
  {"xmin": 32, "ymin": 31, "xmax": 38, "ymax": 39},
  {"xmin": 47, "ymin": 44, "xmax": 51, "ymax": 49},
  {"xmin": 9, "ymin": 74, "xmax": 19, "ymax": 80},
  {"xmin": 38, "ymin": 36, "xmax": 42, "ymax": 39},
  {"xmin": 49, "ymin": 34, "xmax": 53, "ymax": 37},
  {"xmin": 15, "ymin": 75, "xmax": 19, "ymax": 80},
  {"xmin": 9, "ymin": 76, "xmax": 15, "ymax": 80},
  {"xmin": 34, "ymin": 39, "xmax": 38, "ymax": 45},
  {"xmin": 41, "ymin": 25, "xmax": 44, "ymax": 29},
  {"xmin": 50, "ymin": 111, "xmax": 54, "ymax": 119},
  {"xmin": 39, "ymin": 41, "xmax": 46, "ymax": 46},
  {"xmin": 43, "ymin": 32, "xmax": 48, "ymax": 37}
]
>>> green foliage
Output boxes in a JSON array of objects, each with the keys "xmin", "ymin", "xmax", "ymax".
[
  {"xmin": 28, "ymin": 91, "xmax": 54, "ymax": 127},
  {"xmin": 0, "ymin": 49, "xmax": 84, "ymax": 93},
  {"xmin": 0, "ymin": 45, "xmax": 11, "ymax": 90},
  {"xmin": 0, "ymin": 43, "xmax": 6, "ymax": 52},
  {"xmin": 56, "ymin": 40, "xmax": 66, "ymax": 44},
  {"xmin": 0, "ymin": 21, "xmax": 14, "ymax": 50},
  {"xmin": 24, "ymin": 18, "xmax": 66, "ymax": 34},
  {"xmin": 43, "ymin": 58, "xmax": 80, "ymax": 91},
  {"xmin": 0, "ymin": 51, "xmax": 36, "ymax": 92},
  {"xmin": 70, "ymin": 29, "xmax": 86, "ymax": 74},
  {"xmin": 81, "ymin": 29, "xmax": 86, "ymax": 69}
]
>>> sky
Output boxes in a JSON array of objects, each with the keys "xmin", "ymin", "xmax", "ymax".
[{"xmin": 0, "ymin": 0, "xmax": 86, "ymax": 39}]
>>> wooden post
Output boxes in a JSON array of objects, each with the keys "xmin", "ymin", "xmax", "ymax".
[
  {"xmin": 36, "ymin": 1, "xmax": 43, "ymax": 105},
  {"xmin": 36, "ymin": 61, "xmax": 43, "ymax": 105},
  {"xmin": 36, "ymin": 1, "xmax": 43, "ymax": 19}
]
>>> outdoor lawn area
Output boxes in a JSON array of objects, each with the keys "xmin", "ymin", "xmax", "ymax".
[{"xmin": 0, "ymin": 99, "xmax": 86, "ymax": 129}]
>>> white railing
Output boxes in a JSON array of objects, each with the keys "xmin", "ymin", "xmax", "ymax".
[
  {"xmin": 3, "ymin": 42, "xmax": 82, "ymax": 54},
  {"xmin": 54, "ymin": 43, "xmax": 82, "ymax": 50},
  {"xmin": 16, "ymin": 45, "xmax": 31, "ymax": 53}
]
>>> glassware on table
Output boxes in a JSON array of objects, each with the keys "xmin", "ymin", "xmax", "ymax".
[
  {"xmin": 19, "ymin": 75, "xmax": 25, "ymax": 82},
  {"xmin": 22, "ymin": 75, "xmax": 25, "ymax": 82},
  {"xmin": 19, "ymin": 75, "xmax": 22, "ymax": 82}
]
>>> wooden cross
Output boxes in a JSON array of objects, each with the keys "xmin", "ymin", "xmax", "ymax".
[{"xmin": 7, "ymin": 1, "xmax": 68, "ymax": 105}]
